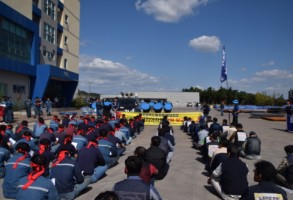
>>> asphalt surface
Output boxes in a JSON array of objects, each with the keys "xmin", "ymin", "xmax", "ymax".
[{"xmin": 1, "ymin": 108, "xmax": 293, "ymax": 200}]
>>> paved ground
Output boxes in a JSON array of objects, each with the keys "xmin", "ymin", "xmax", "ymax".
[{"xmin": 1, "ymin": 108, "xmax": 293, "ymax": 200}]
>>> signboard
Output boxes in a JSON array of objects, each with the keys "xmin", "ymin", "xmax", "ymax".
[{"xmin": 119, "ymin": 112, "xmax": 202, "ymax": 126}]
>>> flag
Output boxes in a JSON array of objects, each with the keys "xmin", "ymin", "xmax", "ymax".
[{"xmin": 220, "ymin": 45, "xmax": 227, "ymax": 83}]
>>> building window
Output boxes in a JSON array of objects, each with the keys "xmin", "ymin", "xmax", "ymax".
[
  {"xmin": 0, "ymin": 17, "xmax": 31, "ymax": 64},
  {"xmin": 13, "ymin": 85, "xmax": 25, "ymax": 94},
  {"xmin": 43, "ymin": 22, "xmax": 55, "ymax": 44},
  {"xmin": 44, "ymin": 0, "xmax": 55, "ymax": 20},
  {"xmin": 64, "ymin": 58, "xmax": 68, "ymax": 69},
  {"xmin": 64, "ymin": 36, "xmax": 68, "ymax": 45},
  {"xmin": 43, "ymin": 49, "xmax": 55, "ymax": 61},
  {"xmin": 65, "ymin": 14, "xmax": 69, "ymax": 24},
  {"xmin": 0, "ymin": 83, "xmax": 8, "ymax": 96}
]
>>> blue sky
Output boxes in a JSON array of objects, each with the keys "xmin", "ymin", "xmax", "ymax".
[{"xmin": 78, "ymin": 0, "xmax": 293, "ymax": 99}]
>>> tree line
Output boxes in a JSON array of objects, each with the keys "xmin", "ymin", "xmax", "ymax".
[{"xmin": 182, "ymin": 86, "xmax": 286, "ymax": 106}]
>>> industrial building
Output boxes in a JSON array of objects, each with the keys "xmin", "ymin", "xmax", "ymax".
[
  {"xmin": 0, "ymin": 0, "xmax": 80, "ymax": 108},
  {"xmin": 101, "ymin": 91, "xmax": 200, "ymax": 108}
]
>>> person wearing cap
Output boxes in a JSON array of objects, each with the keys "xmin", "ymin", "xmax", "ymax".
[
  {"xmin": 76, "ymin": 139, "xmax": 107, "ymax": 183},
  {"xmin": 3, "ymin": 142, "xmax": 31, "ymax": 198},
  {"xmin": 243, "ymin": 160, "xmax": 288, "ymax": 200},
  {"xmin": 240, "ymin": 131, "xmax": 261, "ymax": 160},
  {"xmin": 231, "ymin": 99, "xmax": 240, "ymax": 126},
  {"xmin": 50, "ymin": 147, "xmax": 87, "ymax": 199},
  {"xmin": 275, "ymin": 145, "xmax": 293, "ymax": 190},
  {"xmin": 16, "ymin": 154, "xmax": 59, "ymax": 200}
]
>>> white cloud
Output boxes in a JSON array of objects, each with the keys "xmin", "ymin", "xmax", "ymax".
[
  {"xmin": 261, "ymin": 60, "xmax": 275, "ymax": 67},
  {"xmin": 240, "ymin": 67, "xmax": 247, "ymax": 71},
  {"xmin": 189, "ymin": 35, "xmax": 221, "ymax": 52},
  {"xmin": 255, "ymin": 69, "xmax": 293, "ymax": 79},
  {"xmin": 78, "ymin": 55, "xmax": 162, "ymax": 94},
  {"xmin": 135, "ymin": 0, "xmax": 208, "ymax": 23}
]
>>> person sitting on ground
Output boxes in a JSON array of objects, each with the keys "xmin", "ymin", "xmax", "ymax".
[
  {"xmin": 209, "ymin": 144, "xmax": 249, "ymax": 200},
  {"xmin": 32, "ymin": 117, "xmax": 47, "ymax": 140},
  {"xmin": 49, "ymin": 115, "xmax": 60, "ymax": 131},
  {"xmin": 97, "ymin": 129, "xmax": 119, "ymax": 169},
  {"xmin": 95, "ymin": 191, "xmax": 119, "ymax": 200},
  {"xmin": 229, "ymin": 123, "xmax": 247, "ymax": 151},
  {"xmin": 76, "ymin": 139, "xmax": 108, "ymax": 183},
  {"xmin": 203, "ymin": 133, "xmax": 219, "ymax": 172},
  {"xmin": 16, "ymin": 154, "xmax": 59, "ymax": 200},
  {"xmin": 219, "ymin": 119, "xmax": 230, "ymax": 139},
  {"xmin": 193, "ymin": 124, "xmax": 208, "ymax": 149},
  {"xmin": 134, "ymin": 146, "xmax": 158, "ymax": 184},
  {"xmin": 35, "ymin": 138, "xmax": 54, "ymax": 177},
  {"xmin": 209, "ymin": 117, "xmax": 222, "ymax": 137},
  {"xmin": 240, "ymin": 131, "xmax": 261, "ymax": 160},
  {"xmin": 0, "ymin": 133, "xmax": 10, "ymax": 178},
  {"xmin": 15, "ymin": 120, "xmax": 30, "ymax": 141},
  {"xmin": 0, "ymin": 125, "xmax": 11, "ymax": 151},
  {"xmin": 144, "ymin": 136, "xmax": 169, "ymax": 180},
  {"xmin": 14, "ymin": 130, "xmax": 38, "ymax": 153},
  {"xmin": 72, "ymin": 127, "xmax": 89, "ymax": 151},
  {"xmin": 55, "ymin": 134, "xmax": 77, "ymax": 158},
  {"xmin": 107, "ymin": 127, "xmax": 126, "ymax": 157},
  {"xmin": 50, "ymin": 146, "xmax": 87, "ymax": 199},
  {"xmin": 210, "ymin": 139, "xmax": 229, "ymax": 174},
  {"xmin": 3, "ymin": 142, "xmax": 31, "ymax": 198},
  {"xmin": 39, "ymin": 127, "xmax": 57, "ymax": 147},
  {"xmin": 275, "ymin": 144, "xmax": 293, "ymax": 190},
  {"xmin": 243, "ymin": 160, "xmax": 288, "ymax": 200},
  {"xmin": 157, "ymin": 126, "xmax": 174, "ymax": 163},
  {"xmin": 113, "ymin": 155, "xmax": 162, "ymax": 200}
]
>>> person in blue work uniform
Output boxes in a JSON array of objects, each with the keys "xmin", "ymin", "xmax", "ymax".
[
  {"xmin": 97, "ymin": 129, "xmax": 118, "ymax": 169},
  {"xmin": 77, "ymin": 139, "xmax": 108, "ymax": 183},
  {"xmin": 0, "ymin": 133, "xmax": 10, "ymax": 178},
  {"xmin": 32, "ymin": 117, "xmax": 48, "ymax": 140},
  {"xmin": 113, "ymin": 156, "xmax": 162, "ymax": 200},
  {"xmin": 50, "ymin": 147, "xmax": 88, "ymax": 199},
  {"xmin": 95, "ymin": 98, "xmax": 103, "ymax": 117},
  {"xmin": 72, "ymin": 128, "xmax": 89, "ymax": 151},
  {"xmin": 14, "ymin": 120, "xmax": 31, "ymax": 141},
  {"xmin": 45, "ymin": 97, "xmax": 52, "ymax": 116},
  {"xmin": 14, "ymin": 130, "xmax": 39, "ymax": 153},
  {"xmin": 231, "ymin": 99, "xmax": 240, "ymax": 126},
  {"xmin": 2, "ymin": 142, "xmax": 31, "ymax": 198},
  {"xmin": 16, "ymin": 154, "xmax": 59, "ymax": 200}
]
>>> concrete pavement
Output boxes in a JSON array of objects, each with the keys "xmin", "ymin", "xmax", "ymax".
[{"xmin": 0, "ymin": 108, "xmax": 293, "ymax": 200}]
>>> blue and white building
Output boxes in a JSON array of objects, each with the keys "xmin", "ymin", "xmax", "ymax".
[{"xmin": 0, "ymin": 0, "xmax": 80, "ymax": 107}]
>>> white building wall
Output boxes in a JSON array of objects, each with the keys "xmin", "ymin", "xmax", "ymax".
[
  {"xmin": 0, "ymin": 0, "xmax": 32, "ymax": 19},
  {"xmin": 0, "ymin": 71, "xmax": 30, "ymax": 107}
]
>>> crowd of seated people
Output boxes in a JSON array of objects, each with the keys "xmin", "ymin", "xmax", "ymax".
[
  {"xmin": 0, "ymin": 111, "xmax": 150, "ymax": 199},
  {"xmin": 181, "ymin": 114, "xmax": 290, "ymax": 200}
]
